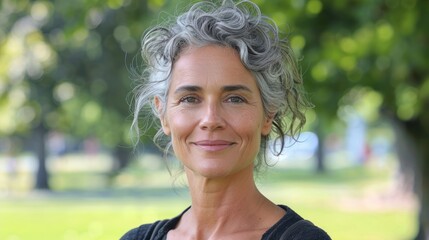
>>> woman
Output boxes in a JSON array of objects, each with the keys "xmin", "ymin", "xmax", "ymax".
[{"xmin": 121, "ymin": 0, "xmax": 330, "ymax": 239}]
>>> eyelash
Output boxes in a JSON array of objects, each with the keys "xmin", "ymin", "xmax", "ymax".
[
  {"xmin": 179, "ymin": 96, "xmax": 200, "ymax": 104},
  {"xmin": 226, "ymin": 96, "xmax": 246, "ymax": 103},
  {"xmin": 178, "ymin": 95, "xmax": 247, "ymax": 104}
]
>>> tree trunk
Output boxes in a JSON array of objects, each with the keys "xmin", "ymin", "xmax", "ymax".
[
  {"xmin": 391, "ymin": 116, "xmax": 428, "ymax": 240},
  {"xmin": 107, "ymin": 145, "xmax": 133, "ymax": 185},
  {"xmin": 315, "ymin": 122, "xmax": 326, "ymax": 173},
  {"xmin": 316, "ymin": 133, "xmax": 325, "ymax": 173},
  {"xmin": 34, "ymin": 122, "xmax": 50, "ymax": 190},
  {"xmin": 113, "ymin": 145, "xmax": 133, "ymax": 171},
  {"xmin": 412, "ymin": 134, "xmax": 429, "ymax": 240}
]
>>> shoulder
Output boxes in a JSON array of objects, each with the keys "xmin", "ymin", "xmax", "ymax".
[
  {"xmin": 120, "ymin": 207, "xmax": 189, "ymax": 240},
  {"xmin": 263, "ymin": 205, "xmax": 331, "ymax": 240},
  {"xmin": 119, "ymin": 220, "xmax": 169, "ymax": 240},
  {"xmin": 280, "ymin": 219, "xmax": 331, "ymax": 240}
]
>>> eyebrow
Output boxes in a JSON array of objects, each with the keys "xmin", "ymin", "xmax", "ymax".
[
  {"xmin": 174, "ymin": 85, "xmax": 202, "ymax": 94},
  {"xmin": 174, "ymin": 84, "xmax": 252, "ymax": 94},
  {"xmin": 222, "ymin": 85, "xmax": 252, "ymax": 93}
]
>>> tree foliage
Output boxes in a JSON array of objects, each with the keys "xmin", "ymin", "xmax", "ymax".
[
  {"xmin": 1, "ymin": 0, "xmax": 154, "ymax": 144},
  {"xmin": 0, "ymin": 0, "xmax": 172, "ymax": 188},
  {"xmin": 255, "ymin": 0, "xmax": 428, "ymax": 238}
]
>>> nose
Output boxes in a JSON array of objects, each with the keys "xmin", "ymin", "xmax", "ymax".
[{"xmin": 199, "ymin": 102, "xmax": 226, "ymax": 131}]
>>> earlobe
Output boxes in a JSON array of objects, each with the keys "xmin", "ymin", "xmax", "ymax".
[
  {"xmin": 154, "ymin": 97, "xmax": 170, "ymax": 135},
  {"xmin": 261, "ymin": 115, "xmax": 273, "ymax": 136}
]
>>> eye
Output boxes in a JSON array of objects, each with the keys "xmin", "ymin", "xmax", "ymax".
[
  {"xmin": 226, "ymin": 96, "xmax": 246, "ymax": 104},
  {"xmin": 179, "ymin": 96, "xmax": 200, "ymax": 104}
]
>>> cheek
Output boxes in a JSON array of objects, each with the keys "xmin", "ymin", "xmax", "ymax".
[
  {"xmin": 166, "ymin": 110, "xmax": 195, "ymax": 140},
  {"xmin": 230, "ymin": 112, "xmax": 264, "ymax": 140}
]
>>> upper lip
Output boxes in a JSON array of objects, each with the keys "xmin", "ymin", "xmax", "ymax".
[{"xmin": 192, "ymin": 140, "xmax": 235, "ymax": 146}]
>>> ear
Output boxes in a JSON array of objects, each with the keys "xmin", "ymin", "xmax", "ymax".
[
  {"xmin": 261, "ymin": 114, "xmax": 273, "ymax": 136},
  {"xmin": 154, "ymin": 97, "xmax": 170, "ymax": 135}
]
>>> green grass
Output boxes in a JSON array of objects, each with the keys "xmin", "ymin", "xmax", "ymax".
[
  {"xmin": 256, "ymin": 167, "xmax": 416, "ymax": 240},
  {"xmin": 0, "ymin": 161, "xmax": 417, "ymax": 240},
  {"xmin": 0, "ymin": 198, "xmax": 189, "ymax": 240}
]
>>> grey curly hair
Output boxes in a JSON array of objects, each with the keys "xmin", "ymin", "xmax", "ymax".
[{"xmin": 132, "ymin": 0, "xmax": 310, "ymax": 171}]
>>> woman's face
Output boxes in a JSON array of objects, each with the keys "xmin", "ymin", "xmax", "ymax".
[{"xmin": 158, "ymin": 45, "xmax": 272, "ymax": 179}]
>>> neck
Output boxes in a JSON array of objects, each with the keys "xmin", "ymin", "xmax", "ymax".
[
  {"xmin": 182, "ymin": 165, "xmax": 274, "ymax": 238},
  {"xmin": 186, "ymin": 165, "xmax": 260, "ymax": 208}
]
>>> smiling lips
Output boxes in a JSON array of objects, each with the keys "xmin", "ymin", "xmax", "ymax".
[{"xmin": 192, "ymin": 140, "xmax": 235, "ymax": 152}]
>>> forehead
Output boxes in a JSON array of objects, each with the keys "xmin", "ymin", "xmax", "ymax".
[{"xmin": 170, "ymin": 45, "xmax": 257, "ymax": 88}]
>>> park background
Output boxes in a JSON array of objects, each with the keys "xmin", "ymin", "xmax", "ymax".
[{"xmin": 0, "ymin": 0, "xmax": 427, "ymax": 239}]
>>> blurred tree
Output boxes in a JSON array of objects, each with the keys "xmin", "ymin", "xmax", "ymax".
[
  {"xmin": 0, "ymin": 0, "xmax": 169, "ymax": 189},
  {"xmin": 256, "ymin": 0, "xmax": 428, "ymax": 238}
]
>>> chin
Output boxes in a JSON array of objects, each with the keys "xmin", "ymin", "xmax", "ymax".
[
  {"xmin": 191, "ymin": 166, "xmax": 232, "ymax": 179},
  {"xmin": 186, "ymin": 162, "xmax": 253, "ymax": 180}
]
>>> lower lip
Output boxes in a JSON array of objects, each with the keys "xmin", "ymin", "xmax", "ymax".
[{"xmin": 195, "ymin": 144, "xmax": 232, "ymax": 152}]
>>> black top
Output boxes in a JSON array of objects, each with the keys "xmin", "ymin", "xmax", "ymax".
[{"xmin": 120, "ymin": 205, "xmax": 331, "ymax": 240}]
